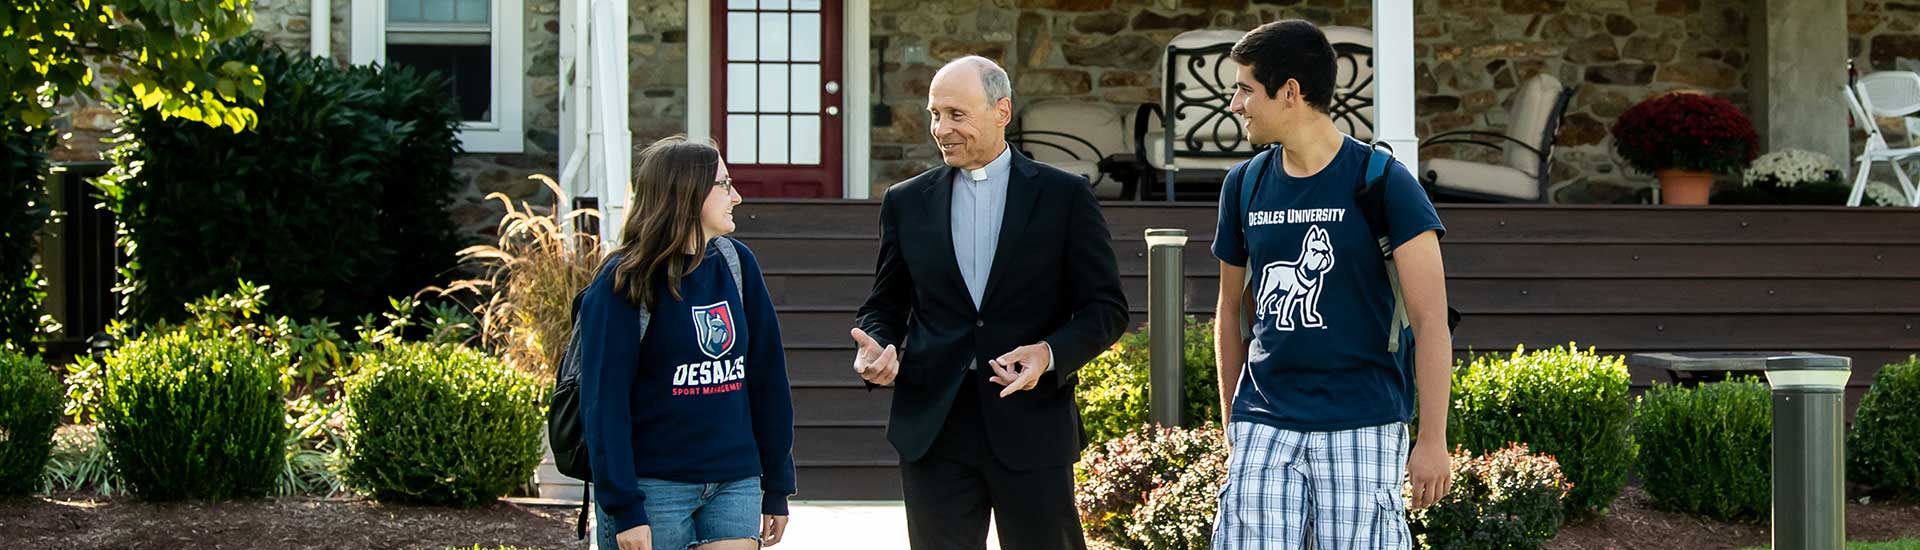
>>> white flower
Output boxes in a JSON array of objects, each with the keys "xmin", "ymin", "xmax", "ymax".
[
  {"xmin": 1866, "ymin": 182, "xmax": 1910, "ymax": 207},
  {"xmin": 1743, "ymin": 149, "xmax": 1842, "ymax": 188}
]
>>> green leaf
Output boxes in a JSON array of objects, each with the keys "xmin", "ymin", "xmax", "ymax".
[
  {"xmin": 19, "ymin": 106, "xmax": 48, "ymax": 127},
  {"xmin": 239, "ymin": 77, "xmax": 264, "ymax": 102}
]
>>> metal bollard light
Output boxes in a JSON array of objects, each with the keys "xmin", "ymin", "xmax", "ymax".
[
  {"xmin": 1145, "ymin": 228, "xmax": 1188, "ymax": 427},
  {"xmin": 1767, "ymin": 354, "xmax": 1852, "ymax": 550}
]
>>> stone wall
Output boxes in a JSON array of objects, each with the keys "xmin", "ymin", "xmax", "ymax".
[
  {"xmin": 1851, "ymin": 0, "xmax": 1920, "ymax": 73},
  {"xmin": 617, "ymin": 0, "xmax": 1856, "ymax": 202},
  {"xmin": 633, "ymin": 2, "xmax": 694, "ymax": 146},
  {"xmin": 861, "ymin": 0, "xmax": 1765, "ymax": 202},
  {"xmin": 47, "ymin": 0, "xmax": 1874, "ymax": 207},
  {"xmin": 454, "ymin": 0, "xmax": 563, "ymax": 237},
  {"xmin": 1414, "ymin": 0, "xmax": 1751, "ymax": 202},
  {"xmin": 250, "ymin": 0, "xmax": 355, "ymax": 59},
  {"xmin": 866, "ymin": 0, "xmax": 1369, "ymax": 196}
]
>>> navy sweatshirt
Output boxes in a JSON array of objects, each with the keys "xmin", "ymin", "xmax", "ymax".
[{"xmin": 577, "ymin": 238, "xmax": 796, "ymax": 533}]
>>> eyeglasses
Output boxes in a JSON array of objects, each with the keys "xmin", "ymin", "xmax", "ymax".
[{"xmin": 713, "ymin": 177, "xmax": 735, "ymax": 193}]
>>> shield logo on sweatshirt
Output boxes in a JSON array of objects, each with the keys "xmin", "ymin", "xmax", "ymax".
[{"xmin": 691, "ymin": 302, "xmax": 737, "ymax": 359}]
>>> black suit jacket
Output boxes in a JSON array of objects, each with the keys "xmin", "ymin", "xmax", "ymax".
[{"xmin": 856, "ymin": 150, "xmax": 1129, "ymax": 471}]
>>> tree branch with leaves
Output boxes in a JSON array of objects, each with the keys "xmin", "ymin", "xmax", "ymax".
[{"xmin": 3, "ymin": 0, "xmax": 265, "ymax": 131}]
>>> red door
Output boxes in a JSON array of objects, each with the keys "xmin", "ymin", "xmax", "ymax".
[{"xmin": 711, "ymin": 0, "xmax": 844, "ymax": 198}]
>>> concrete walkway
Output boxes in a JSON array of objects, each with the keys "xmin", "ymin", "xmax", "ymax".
[
  {"xmin": 774, "ymin": 501, "xmax": 1001, "ymax": 550},
  {"xmin": 584, "ymin": 501, "xmax": 1001, "ymax": 550}
]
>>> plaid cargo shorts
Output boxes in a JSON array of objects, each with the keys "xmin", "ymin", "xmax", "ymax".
[{"xmin": 1212, "ymin": 421, "xmax": 1412, "ymax": 550}]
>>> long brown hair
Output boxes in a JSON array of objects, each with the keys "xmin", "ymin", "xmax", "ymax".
[{"xmin": 610, "ymin": 135, "xmax": 720, "ymax": 309}]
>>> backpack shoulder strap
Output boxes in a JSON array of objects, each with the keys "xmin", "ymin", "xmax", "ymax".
[
  {"xmin": 1235, "ymin": 148, "xmax": 1276, "ymax": 341},
  {"xmin": 715, "ymin": 237, "xmax": 746, "ymax": 302},
  {"xmin": 1356, "ymin": 141, "xmax": 1399, "ymax": 256},
  {"xmin": 1237, "ymin": 148, "xmax": 1275, "ymax": 241},
  {"xmin": 1354, "ymin": 141, "xmax": 1413, "ymax": 353},
  {"xmin": 1363, "ymin": 141, "xmax": 1396, "ymax": 192}
]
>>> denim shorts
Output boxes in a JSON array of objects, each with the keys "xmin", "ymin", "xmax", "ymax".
[{"xmin": 596, "ymin": 476, "xmax": 763, "ymax": 550}]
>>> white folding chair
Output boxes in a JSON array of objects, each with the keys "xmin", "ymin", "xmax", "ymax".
[{"xmin": 1844, "ymin": 71, "xmax": 1920, "ymax": 207}]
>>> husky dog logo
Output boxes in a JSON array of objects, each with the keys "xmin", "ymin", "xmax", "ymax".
[
  {"xmin": 1256, "ymin": 225, "xmax": 1335, "ymax": 331},
  {"xmin": 691, "ymin": 302, "xmax": 737, "ymax": 359}
]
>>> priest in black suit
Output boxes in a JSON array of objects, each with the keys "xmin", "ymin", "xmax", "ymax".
[{"xmin": 851, "ymin": 55, "xmax": 1129, "ymax": 550}]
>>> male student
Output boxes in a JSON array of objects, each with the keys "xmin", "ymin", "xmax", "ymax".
[{"xmin": 1210, "ymin": 19, "xmax": 1455, "ymax": 549}]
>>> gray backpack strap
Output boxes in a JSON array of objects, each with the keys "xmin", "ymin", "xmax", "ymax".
[
  {"xmin": 636, "ymin": 301, "xmax": 652, "ymax": 340},
  {"xmin": 1358, "ymin": 143, "xmax": 1412, "ymax": 354},
  {"xmin": 715, "ymin": 237, "xmax": 746, "ymax": 302},
  {"xmin": 1383, "ymin": 263, "xmax": 1409, "ymax": 354}
]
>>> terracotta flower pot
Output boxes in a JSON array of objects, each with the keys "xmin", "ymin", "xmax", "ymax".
[{"xmin": 1657, "ymin": 169, "xmax": 1714, "ymax": 205}]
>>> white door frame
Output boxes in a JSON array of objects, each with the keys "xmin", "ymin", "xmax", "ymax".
[{"xmin": 687, "ymin": 0, "xmax": 871, "ymax": 199}]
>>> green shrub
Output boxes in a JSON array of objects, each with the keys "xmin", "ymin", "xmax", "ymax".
[
  {"xmin": 99, "ymin": 329, "xmax": 288, "ymax": 500},
  {"xmin": 1635, "ymin": 379, "xmax": 1772, "ymax": 521},
  {"xmin": 0, "ymin": 350, "xmax": 60, "ymax": 494},
  {"xmin": 1, "ymin": 116, "xmax": 56, "ymax": 352},
  {"xmin": 1127, "ymin": 442, "xmax": 1227, "ymax": 550},
  {"xmin": 98, "ymin": 34, "xmax": 465, "ymax": 326},
  {"xmin": 342, "ymin": 342, "xmax": 543, "ymax": 505},
  {"xmin": 1409, "ymin": 444, "xmax": 1571, "ymax": 550},
  {"xmin": 1850, "ymin": 356, "xmax": 1920, "ymax": 497},
  {"xmin": 172, "ymin": 281, "xmax": 478, "ymax": 393},
  {"xmin": 1450, "ymin": 343, "xmax": 1636, "ymax": 517},
  {"xmin": 1077, "ymin": 318, "xmax": 1220, "ymax": 449},
  {"xmin": 1075, "ymin": 425, "xmax": 1224, "ymax": 547}
]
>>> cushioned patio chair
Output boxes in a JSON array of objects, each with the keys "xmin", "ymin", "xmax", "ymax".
[{"xmin": 1418, "ymin": 73, "xmax": 1577, "ymax": 203}]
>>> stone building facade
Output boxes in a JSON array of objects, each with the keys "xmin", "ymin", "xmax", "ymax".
[
  {"xmin": 632, "ymin": 0, "xmax": 1871, "ymax": 203},
  {"xmin": 52, "ymin": 0, "xmax": 1886, "ymax": 209}
]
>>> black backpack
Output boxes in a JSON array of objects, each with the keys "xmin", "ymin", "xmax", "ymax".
[{"xmin": 546, "ymin": 238, "xmax": 745, "ymax": 538}]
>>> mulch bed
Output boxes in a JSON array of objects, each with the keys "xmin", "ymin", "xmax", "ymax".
[
  {"xmin": 1088, "ymin": 485, "xmax": 1920, "ymax": 550},
  {"xmin": 7, "ymin": 486, "xmax": 1917, "ymax": 549},
  {"xmin": 1548, "ymin": 486, "xmax": 1920, "ymax": 550},
  {"xmin": 0, "ymin": 492, "xmax": 586, "ymax": 550}
]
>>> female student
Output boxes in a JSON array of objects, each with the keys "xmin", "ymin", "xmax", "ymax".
[{"xmin": 578, "ymin": 135, "xmax": 796, "ymax": 550}]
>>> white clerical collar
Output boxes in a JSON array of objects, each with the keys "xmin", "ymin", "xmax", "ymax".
[{"xmin": 963, "ymin": 146, "xmax": 1013, "ymax": 182}]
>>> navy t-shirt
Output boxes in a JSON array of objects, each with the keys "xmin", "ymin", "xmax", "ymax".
[{"xmin": 1212, "ymin": 136, "xmax": 1446, "ymax": 432}]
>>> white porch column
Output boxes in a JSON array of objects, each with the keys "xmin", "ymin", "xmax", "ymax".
[
  {"xmin": 844, "ymin": 0, "xmax": 872, "ymax": 199},
  {"xmin": 687, "ymin": 0, "xmax": 712, "ymax": 142},
  {"xmin": 591, "ymin": 0, "xmax": 631, "ymax": 249},
  {"xmin": 1372, "ymin": 0, "xmax": 1418, "ymax": 173},
  {"xmin": 311, "ymin": 0, "xmax": 330, "ymax": 57},
  {"xmin": 558, "ymin": 0, "xmax": 587, "ymax": 203}
]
